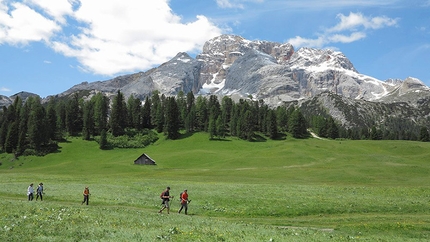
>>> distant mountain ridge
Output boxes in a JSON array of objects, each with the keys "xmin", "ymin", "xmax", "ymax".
[
  {"xmin": 54, "ymin": 34, "xmax": 430, "ymax": 105},
  {"xmin": 2, "ymin": 34, "xmax": 430, "ymax": 131}
]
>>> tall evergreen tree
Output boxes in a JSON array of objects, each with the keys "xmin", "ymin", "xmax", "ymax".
[
  {"xmin": 82, "ymin": 99, "xmax": 95, "ymax": 140},
  {"xmin": 289, "ymin": 108, "xmax": 307, "ymax": 138},
  {"xmin": 216, "ymin": 115, "xmax": 225, "ymax": 139},
  {"xmin": 127, "ymin": 95, "xmax": 142, "ymax": 130},
  {"xmin": 276, "ymin": 106, "xmax": 288, "ymax": 132},
  {"xmin": 419, "ymin": 126, "xmax": 430, "ymax": 142},
  {"xmin": 184, "ymin": 92, "xmax": 196, "ymax": 133},
  {"xmin": 46, "ymin": 98, "xmax": 57, "ymax": 141},
  {"xmin": 110, "ymin": 91, "xmax": 127, "ymax": 136},
  {"xmin": 150, "ymin": 91, "xmax": 161, "ymax": 127},
  {"xmin": 27, "ymin": 97, "xmax": 48, "ymax": 152},
  {"xmin": 17, "ymin": 102, "xmax": 30, "ymax": 155},
  {"xmin": 243, "ymin": 110, "xmax": 254, "ymax": 141},
  {"xmin": 5, "ymin": 121, "xmax": 18, "ymax": 153},
  {"xmin": 326, "ymin": 116, "xmax": 339, "ymax": 139},
  {"xmin": 221, "ymin": 96, "xmax": 233, "ymax": 134},
  {"xmin": 66, "ymin": 93, "xmax": 82, "ymax": 136},
  {"xmin": 165, "ymin": 96, "xmax": 180, "ymax": 140},
  {"xmin": 195, "ymin": 96, "xmax": 208, "ymax": 131},
  {"xmin": 176, "ymin": 91, "xmax": 187, "ymax": 129},
  {"xmin": 0, "ymin": 104, "xmax": 16, "ymax": 150},
  {"xmin": 99, "ymin": 129, "xmax": 108, "ymax": 150},
  {"xmin": 93, "ymin": 93, "xmax": 109, "ymax": 135},
  {"xmin": 155, "ymin": 101, "xmax": 165, "ymax": 133},
  {"xmin": 142, "ymin": 96, "xmax": 152, "ymax": 129},
  {"xmin": 56, "ymin": 100, "xmax": 67, "ymax": 137},
  {"xmin": 267, "ymin": 109, "xmax": 278, "ymax": 139}
]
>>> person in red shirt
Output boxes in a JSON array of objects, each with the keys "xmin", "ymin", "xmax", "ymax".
[{"xmin": 178, "ymin": 189, "xmax": 189, "ymax": 215}]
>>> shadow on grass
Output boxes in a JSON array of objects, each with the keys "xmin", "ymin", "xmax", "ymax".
[
  {"xmin": 209, "ymin": 138, "xmax": 232, "ymax": 142},
  {"xmin": 252, "ymin": 134, "xmax": 267, "ymax": 142},
  {"xmin": 177, "ymin": 132, "xmax": 194, "ymax": 140}
]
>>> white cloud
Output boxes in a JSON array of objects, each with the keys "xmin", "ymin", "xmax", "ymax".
[
  {"xmin": 0, "ymin": 2, "xmax": 61, "ymax": 45},
  {"xmin": 288, "ymin": 12, "xmax": 398, "ymax": 49},
  {"xmin": 0, "ymin": 0, "xmax": 222, "ymax": 76},
  {"xmin": 0, "ymin": 87, "xmax": 11, "ymax": 92},
  {"xmin": 328, "ymin": 12, "xmax": 397, "ymax": 33},
  {"xmin": 27, "ymin": 0, "xmax": 75, "ymax": 24},
  {"xmin": 58, "ymin": 0, "xmax": 222, "ymax": 75},
  {"xmin": 216, "ymin": 0, "xmax": 264, "ymax": 9}
]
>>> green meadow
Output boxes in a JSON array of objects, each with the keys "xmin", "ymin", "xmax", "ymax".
[{"xmin": 1, "ymin": 133, "xmax": 430, "ymax": 241}]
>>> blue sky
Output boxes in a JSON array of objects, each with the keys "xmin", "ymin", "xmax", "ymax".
[{"xmin": 1, "ymin": 0, "xmax": 429, "ymax": 98}]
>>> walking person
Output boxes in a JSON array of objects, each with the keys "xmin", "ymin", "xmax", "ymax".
[
  {"xmin": 81, "ymin": 186, "xmax": 90, "ymax": 205},
  {"xmin": 158, "ymin": 186, "xmax": 173, "ymax": 214},
  {"xmin": 178, "ymin": 189, "xmax": 189, "ymax": 215},
  {"xmin": 36, "ymin": 183, "xmax": 44, "ymax": 201},
  {"xmin": 27, "ymin": 183, "xmax": 34, "ymax": 201}
]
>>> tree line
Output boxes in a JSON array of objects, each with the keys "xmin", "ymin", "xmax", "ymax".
[{"xmin": 1, "ymin": 90, "xmax": 429, "ymax": 157}]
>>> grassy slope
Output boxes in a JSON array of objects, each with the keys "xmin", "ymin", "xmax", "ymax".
[{"xmin": 1, "ymin": 133, "xmax": 430, "ymax": 241}]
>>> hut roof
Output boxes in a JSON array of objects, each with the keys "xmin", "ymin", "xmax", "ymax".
[{"xmin": 134, "ymin": 153, "xmax": 156, "ymax": 165}]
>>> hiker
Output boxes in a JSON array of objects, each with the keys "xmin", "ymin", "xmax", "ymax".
[
  {"xmin": 27, "ymin": 183, "xmax": 34, "ymax": 201},
  {"xmin": 81, "ymin": 187, "xmax": 90, "ymax": 205},
  {"xmin": 158, "ymin": 186, "xmax": 173, "ymax": 214},
  {"xmin": 178, "ymin": 189, "xmax": 189, "ymax": 215},
  {"xmin": 36, "ymin": 183, "xmax": 44, "ymax": 201}
]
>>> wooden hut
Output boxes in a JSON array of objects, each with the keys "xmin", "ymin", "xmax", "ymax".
[{"xmin": 134, "ymin": 153, "xmax": 156, "ymax": 165}]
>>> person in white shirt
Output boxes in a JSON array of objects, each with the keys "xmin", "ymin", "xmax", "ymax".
[{"xmin": 27, "ymin": 183, "xmax": 34, "ymax": 201}]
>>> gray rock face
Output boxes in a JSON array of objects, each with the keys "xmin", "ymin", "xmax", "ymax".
[
  {"xmin": 4, "ymin": 34, "xmax": 429, "ymax": 113},
  {"xmin": 0, "ymin": 95, "xmax": 12, "ymax": 108}
]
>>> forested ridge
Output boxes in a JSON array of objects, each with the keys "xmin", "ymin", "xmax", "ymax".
[{"xmin": 0, "ymin": 90, "xmax": 429, "ymax": 157}]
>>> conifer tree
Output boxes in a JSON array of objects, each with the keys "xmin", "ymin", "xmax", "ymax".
[
  {"xmin": 150, "ymin": 91, "xmax": 160, "ymax": 127},
  {"xmin": 195, "ymin": 96, "xmax": 208, "ymax": 131},
  {"xmin": 142, "ymin": 96, "xmax": 152, "ymax": 129},
  {"xmin": 46, "ymin": 98, "xmax": 58, "ymax": 141},
  {"xmin": 66, "ymin": 93, "xmax": 82, "ymax": 136},
  {"xmin": 17, "ymin": 102, "xmax": 30, "ymax": 155},
  {"xmin": 165, "ymin": 96, "xmax": 180, "ymax": 139},
  {"xmin": 99, "ymin": 129, "xmax": 108, "ymax": 150},
  {"xmin": 93, "ymin": 93, "xmax": 109, "ymax": 135},
  {"xmin": 267, "ymin": 109, "xmax": 278, "ymax": 139},
  {"xmin": 27, "ymin": 97, "xmax": 48, "ymax": 152},
  {"xmin": 419, "ymin": 126, "xmax": 430, "ymax": 142},
  {"xmin": 110, "ymin": 91, "xmax": 127, "ymax": 136},
  {"xmin": 289, "ymin": 108, "xmax": 307, "ymax": 138},
  {"xmin": 56, "ymin": 100, "xmax": 67, "ymax": 137},
  {"xmin": 5, "ymin": 121, "xmax": 18, "ymax": 153},
  {"xmin": 82, "ymin": 99, "xmax": 94, "ymax": 140},
  {"xmin": 127, "ymin": 95, "xmax": 142, "ymax": 130},
  {"xmin": 326, "ymin": 116, "xmax": 339, "ymax": 139}
]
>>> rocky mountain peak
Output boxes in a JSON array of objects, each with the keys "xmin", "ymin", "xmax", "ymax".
[
  {"xmin": 196, "ymin": 34, "xmax": 295, "ymax": 90},
  {"xmin": 289, "ymin": 47, "xmax": 357, "ymax": 72},
  {"xmin": 5, "ymin": 34, "xmax": 425, "ymax": 111}
]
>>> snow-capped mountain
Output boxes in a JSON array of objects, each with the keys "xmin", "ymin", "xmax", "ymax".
[{"xmin": 3, "ymin": 34, "xmax": 430, "ymax": 110}]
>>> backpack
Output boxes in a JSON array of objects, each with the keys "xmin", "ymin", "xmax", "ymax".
[
  {"xmin": 160, "ymin": 192, "xmax": 164, "ymax": 199},
  {"xmin": 179, "ymin": 192, "xmax": 183, "ymax": 201}
]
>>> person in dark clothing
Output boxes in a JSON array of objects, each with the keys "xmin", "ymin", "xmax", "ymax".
[
  {"xmin": 81, "ymin": 187, "xmax": 90, "ymax": 205},
  {"xmin": 158, "ymin": 186, "xmax": 173, "ymax": 214},
  {"xmin": 36, "ymin": 183, "xmax": 44, "ymax": 201}
]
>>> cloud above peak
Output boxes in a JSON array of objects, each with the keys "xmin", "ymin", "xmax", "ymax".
[
  {"xmin": 288, "ymin": 12, "xmax": 398, "ymax": 49},
  {"xmin": 216, "ymin": 0, "xmax": 264, "ymax": 9},
  {"xmin": 0, "ymin": 0, "xmax": 222, "ymax": 75}
]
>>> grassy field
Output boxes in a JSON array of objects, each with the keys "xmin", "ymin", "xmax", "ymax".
[{"xmin": 1, "ymin": 133, "xmax": 430, "ymax": 241}]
